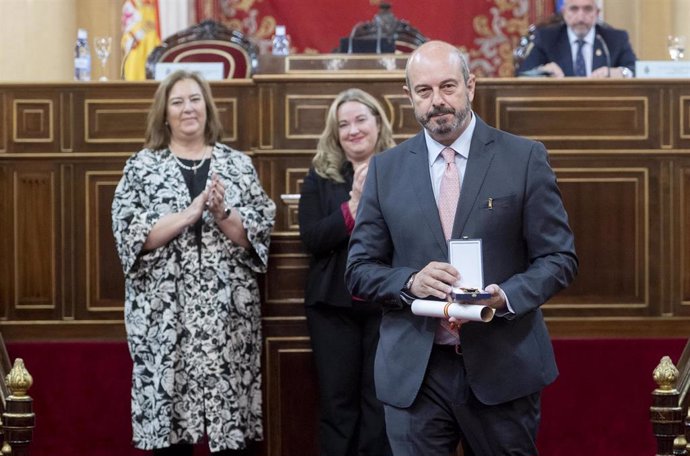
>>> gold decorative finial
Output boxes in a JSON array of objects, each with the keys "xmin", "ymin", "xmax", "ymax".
[
  {"xmin": 1, "ymin": 441, "xmax": 11, "ymax": 455},
  {"xmin": 5, "ymin": 358, "xmax": 32, "ymax": 397},
  {"xmin": 653, "ymin": 356, "xmax": 679, "ymax": 391}
]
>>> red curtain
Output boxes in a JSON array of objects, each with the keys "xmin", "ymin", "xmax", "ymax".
[{"xmin": 195, "ymin": 0, "xmax": 554, "ymax": 77}]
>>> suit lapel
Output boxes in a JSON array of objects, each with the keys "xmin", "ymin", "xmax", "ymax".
[
  {"xmin": 557, "ymin": 27, "xmax": 575, "ymax": 76},
  {"xmin": 408, "ymin": 133, "xmax": 448, "ymax": 252},
  {"xmin": 453, "ymin": 117, "xmax": 495, "ymax": 237}
]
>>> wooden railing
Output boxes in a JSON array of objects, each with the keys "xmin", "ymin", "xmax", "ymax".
[
  {"xmin": 651, "ymin": 339, "xmax": 690, "ymax": 455},
  {"xmin": 0, "ymin": 333, "xmax": 35, "ymax": 456}
]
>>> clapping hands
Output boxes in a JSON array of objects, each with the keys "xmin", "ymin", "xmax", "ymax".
[
  {"xmin": 348, "ymin": 162, "xmax": 369, "ymax": 217},
  {"xmin": 206, "ymin": 173, "xmax": 227, "ymax": 221}
]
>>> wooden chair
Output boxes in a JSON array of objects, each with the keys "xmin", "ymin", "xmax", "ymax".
[
  {"xmin": 339, "ymin": 2, "xmax": 427, "ymax": 54},
  {"xmin": 650, "ymin": 339, "xmax": 690, "ymax": 455},
  {"xmin": 145, "ymin": 20, "xmax": 258, "ymax": 79}
]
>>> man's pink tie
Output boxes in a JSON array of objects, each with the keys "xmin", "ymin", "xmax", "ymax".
[
  {"xmin": 438, "ymin": 147, "xmax": 460, "ymax": 240},
  {"xmin": 435, "ymin": 147, "xmax": 461, "ymax": 345}
]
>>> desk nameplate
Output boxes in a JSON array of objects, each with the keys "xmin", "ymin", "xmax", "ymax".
[{"xmin": 635, "ymin": 60, "xmax": 690, "ymax": 78}]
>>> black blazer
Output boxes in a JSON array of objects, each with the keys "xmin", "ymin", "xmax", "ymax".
[
  {"xmin": 299, "ymin": 163, "xmax": 354, "ymax": 307},
  {"xmin": 518, "ymin": 23, "xmax": 637, "ymax": 76}
]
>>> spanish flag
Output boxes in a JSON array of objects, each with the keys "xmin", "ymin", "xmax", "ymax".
[{"xmin": 121, "ymin": 0, "xmax": 161, "ymax": 80}]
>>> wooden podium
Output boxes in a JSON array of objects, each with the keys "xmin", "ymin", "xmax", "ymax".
[
  {"xmin": 1, "ymin": 64, "xmax": 690, "ymax": 335},
  {"xmin": 1, "ymin": 57, "xmax": 690, "ymax": 455}
]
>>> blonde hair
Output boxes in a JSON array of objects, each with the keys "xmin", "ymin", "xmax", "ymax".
[
  {"xmin": 313, "ymin": 88, "xmax": 395, "ymax": 183},
  {"xmin": 144, "ymin": 70, "xmax": 223, "ymax": 150}
]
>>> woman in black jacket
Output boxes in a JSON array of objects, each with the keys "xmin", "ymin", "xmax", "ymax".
[{"xmin": 299, "ymin": 88, "xmax": 395, "ymax": 456}]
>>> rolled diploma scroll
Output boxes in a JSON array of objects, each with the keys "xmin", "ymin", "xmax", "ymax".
[{"xmin": 411, "ymin": 299, "xmax": 495, "ymax": 323}]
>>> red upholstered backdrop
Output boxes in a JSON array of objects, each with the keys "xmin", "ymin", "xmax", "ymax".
[
  {"xmin": 193, "ymin": 0, "xmax": 555, "ymax": 77},
  {"xmin": 6, "ymin": 338, "xmax": 685, "ymax": 456}
]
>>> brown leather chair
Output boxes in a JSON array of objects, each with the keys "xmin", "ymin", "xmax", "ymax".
[
  {"xmin": 145, "ymin": 20, "xmax": 258, "ymax": 79},
  {"xmin": 338, "ymin": 2, "xmax": 427, "ymax": 54},
  {"xmin": 513, "ymin": 14, "xmax": 564, "ymax": 74}
]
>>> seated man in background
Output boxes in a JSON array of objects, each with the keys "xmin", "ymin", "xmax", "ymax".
[{"xmin": 517, "ymin": 0, "xmax": 636, "ymax": 78}]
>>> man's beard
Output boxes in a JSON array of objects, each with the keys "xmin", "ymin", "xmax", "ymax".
[
  {"xmin": 572, "ymin": 23, "xmax": 590, "ymax": 38},
  {"xmin": 417, "ymin": 101, "xmax": 471, "ymax": 137}
]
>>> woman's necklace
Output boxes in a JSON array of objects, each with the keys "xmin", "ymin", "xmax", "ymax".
[{"xmin": 171, "ymin": 146, "xmax": 209, "ymax": 174}]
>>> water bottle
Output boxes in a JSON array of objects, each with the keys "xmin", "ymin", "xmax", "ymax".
[
  {"xmin": 74, "ymin": 28, "xmax": 91, "ymax": 81},
  {"xmin": 272, "ymin": 25, "xmax": 290, "ymax": 56}
]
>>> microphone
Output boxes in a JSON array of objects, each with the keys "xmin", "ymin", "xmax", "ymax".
[
  {"xmin": 374, "ymin": 15, "xmax": 383, "ymax": 54},
  {"xmin": 347, "ymin": 21, "xmax": 364, "ymax": 54},
  {"xmin": 522, "ymin": 41, "xmax": 534, "ymax": 60},
  {"xmin": 596, "ymin": 33, "xmax": 611, "ymax": 77},
  {"xmin": 521, "ymin": 25, "xmax": 538, "ymax": 61}
]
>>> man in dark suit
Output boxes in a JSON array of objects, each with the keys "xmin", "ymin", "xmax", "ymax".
[
  {"xmin": 517, "ymin": 0, "xmax": 636, "ymax": 78},
  {"xmin": 345, "ymin": 40, "xmax": 578, "ymax": 455}
]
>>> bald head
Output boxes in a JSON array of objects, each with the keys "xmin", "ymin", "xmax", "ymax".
[{"xmin": 405, "ymin": 41, "xmax": 470, "ymax": 90}]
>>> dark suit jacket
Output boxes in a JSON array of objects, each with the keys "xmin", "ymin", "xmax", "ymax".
[
  {"xmin": 299, "ymin": 164, "xmax": 354, "ymax": 307},
  {"xmin": 345, "ymin": 116, "xmax": 578, "ymax": 407},
  {"xmin": 517, "ymin": 23, "xmax": 637, "ymax": 76}
]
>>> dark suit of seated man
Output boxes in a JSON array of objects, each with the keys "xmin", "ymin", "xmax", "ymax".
[{"xmin": 517, "ymin": 0, "xmax": 637, "ymax": 78}]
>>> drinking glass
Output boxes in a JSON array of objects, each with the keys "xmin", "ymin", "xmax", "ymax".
[
  {"xmin": 94, "ymin": 36, "xmax": 112, "ymax": 81},
  {"xmin": 667, "ymin": 35, "xmax": 686, "ymax": 61}
]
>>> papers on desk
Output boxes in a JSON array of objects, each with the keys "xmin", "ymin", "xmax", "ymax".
[{"xmin": 411, "ymin": 299, "xmax": 495, "ymax": 322}]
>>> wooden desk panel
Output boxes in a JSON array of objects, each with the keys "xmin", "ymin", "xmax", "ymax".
[
  {"xmin": 255, "ymin": 78, "xmax": 418, "ymax": 151},
  {"xmin": 552, "ymin": 166, "xmax": 650, "ymax": 312},
  {"xmin": 1, "ymin": 79, "xmax": 689, "ymax": 336},
  {"xmin": 5, "ymin": 78, "xmax": 690, "ymax": 456},
  {"xmin": 480, "ymin": 80, "xmax": 664, "ymax": 150}
]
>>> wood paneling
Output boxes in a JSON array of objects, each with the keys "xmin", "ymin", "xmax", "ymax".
[
  {"xmin": 254, "ymin": 77, "xmax": 419, "ymax": 151},
  {"xmin": 13, "ymin": 168, "xmax": 56, "ymax": 316},
  {"xmin": 552, "ymin": 167, "xmax": 649, "ymax": 312},
  {"xmin": 2, "ymin": 78, "xmax": 690, "ymax": 335},
  {"xmin": 3, "ymin": 76, "xmax": 690, "ymax": 455},
  {"xmin": 254, "ymin": 150, "xmax": 312, "ymax": 234},
  {"xmin": 8, "ymin": 91, "xmax": 60, "ymax": 153},
  {"xmin": 264, "ymin": 236, "xmax": 310, "ymax": 318},
  {"xmin": 83, "ymin": 99, "xmax": 151, "ymax": 144},
  {"xmin": 84, "ymin": 171, "xmax": 124, "ymax": 312},
  {"xmin": 497, "ymin": 96, "xmax": 648, "ymax": 140},
  {"xmin": 678, "ymin": 166, "xmax": 690, "ymax": 313},
  {"xmin": 263, "ymin": 336, "xmax": 319, "ymax": 456},
  {"xmin": 13, "ymin": 99, "xmax": 54, "ymax": 143}
]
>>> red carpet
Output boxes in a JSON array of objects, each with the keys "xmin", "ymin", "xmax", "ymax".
[{"xmin": 6, "ymin": 338, "xmax": 686, "ymax": 456}]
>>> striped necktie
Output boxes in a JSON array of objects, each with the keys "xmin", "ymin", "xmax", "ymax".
[
  {"xmin": 438, "ymin": 147, "xmax": 460, "ymax": 240},
  {"xmin": 435, "ymin": 147, "xmax": 461, "ymax": 345},
  {"xmin": 574, "ymin": 39, "xmax": 587, "ymax": 76}
]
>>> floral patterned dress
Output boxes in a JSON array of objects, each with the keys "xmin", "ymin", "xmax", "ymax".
[{"xmin": 111, "ymin": 143, "xmax": 275, "ymax": 451}]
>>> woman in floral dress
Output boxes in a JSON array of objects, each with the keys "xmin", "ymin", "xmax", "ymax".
[{"xmin": 112, "ymin": 70, "xmax": 275, "ymax": 455}]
